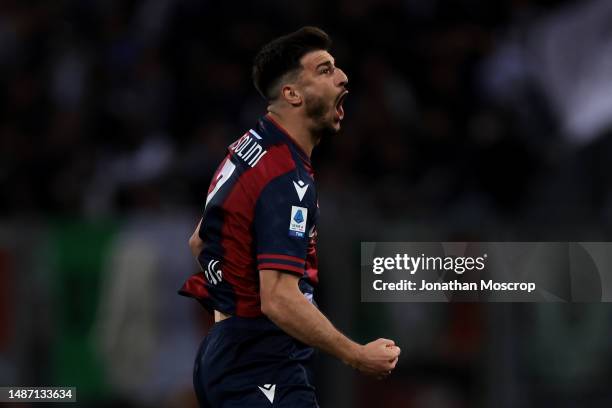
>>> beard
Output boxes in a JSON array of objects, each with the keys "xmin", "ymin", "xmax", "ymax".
[{"xmin": 304, "ymin": 92, "xmax": 338, "ymax": 142}]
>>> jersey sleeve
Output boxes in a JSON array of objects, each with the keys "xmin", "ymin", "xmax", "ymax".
[{"xmin": 254, "ymin": 172, "xmax": 311, "ymax": 277}]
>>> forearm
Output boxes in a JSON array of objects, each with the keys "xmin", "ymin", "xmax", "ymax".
[
  {"xmin": 259, "ymin": 270, "xmax": 400, "ymax": 377},
  {"xmin": 263, "ymin": 290, "xmax": 361, "ymax": 367}
]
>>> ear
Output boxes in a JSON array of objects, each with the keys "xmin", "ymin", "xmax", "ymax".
[{"xmin": 280, "ymin": 84, "xmax": 302, "ymax": 107}]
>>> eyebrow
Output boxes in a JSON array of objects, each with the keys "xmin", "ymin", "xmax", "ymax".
[{"xmin": 315, "ymin": 60, "xmax": 334, "ymax": 70}]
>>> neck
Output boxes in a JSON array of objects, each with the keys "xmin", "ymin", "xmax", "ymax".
[{"xmin": 267, "ymin": 110, "xmax": 315, "ymax": 158}]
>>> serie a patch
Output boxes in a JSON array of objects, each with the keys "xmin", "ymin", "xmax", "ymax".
[{"xmin": 289, "ymin": 206, "xmax": 308, "ymax": 237}]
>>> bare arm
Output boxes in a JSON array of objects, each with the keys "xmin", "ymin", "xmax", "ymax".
[
  {"xmin": 189, "ymin": 218, "xmax": 204, "ymax": 258},
  {"xmin": 260, "ymin": 269, "xmax": 400, "ymax": 377}
]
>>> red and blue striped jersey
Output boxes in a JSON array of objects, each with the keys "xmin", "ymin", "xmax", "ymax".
[{"xmin": 179, "ymin": 115, "xmax": 319, "ymax": 317}]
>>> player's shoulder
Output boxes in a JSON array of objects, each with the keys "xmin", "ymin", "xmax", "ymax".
[{"xmin": 228, "ymin": 116, "xmax": 300, "ymax": 180}]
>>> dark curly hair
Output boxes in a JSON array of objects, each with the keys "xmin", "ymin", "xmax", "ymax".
[{"xmin": 252, "ymin": 26, "xmax": 331, "ymax": 101}]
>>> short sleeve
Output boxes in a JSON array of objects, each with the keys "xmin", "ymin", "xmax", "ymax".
[{"xmin": 254, "ymin": 172, "xmax": 312, "ymax": 276}]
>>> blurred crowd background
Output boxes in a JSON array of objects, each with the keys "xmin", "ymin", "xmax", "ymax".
[{"xmin": 2, "ymin": 0, "xmax": 612, "ymax": 407}]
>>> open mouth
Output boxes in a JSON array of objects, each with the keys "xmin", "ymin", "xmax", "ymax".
[{"xmin": 335, "ymin": 90, "xmax": 348, "ymax": 121}]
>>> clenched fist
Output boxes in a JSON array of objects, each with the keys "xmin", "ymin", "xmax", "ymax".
[{"xmin": 351, "ymin": 338, "xmax": 400, "ymax": 378}]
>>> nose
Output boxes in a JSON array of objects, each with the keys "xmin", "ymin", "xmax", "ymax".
[{"xmin": 336, "ymin": 67, "xmax": 348, "ymax": 88}]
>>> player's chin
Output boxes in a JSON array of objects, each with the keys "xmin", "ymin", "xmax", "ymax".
[{"xmin": 329, "ymin": 119, "xmax": 342, "ymax": 134}]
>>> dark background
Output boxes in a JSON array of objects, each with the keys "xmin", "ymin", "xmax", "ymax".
[{"xmin": 2, "ymin": 0, "xmax": 612, "ymax": 406}]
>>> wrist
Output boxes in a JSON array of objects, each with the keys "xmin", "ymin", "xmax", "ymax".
[{"xmin": 344, "ymin": 342, "xmax": 363, "ymax": 369}]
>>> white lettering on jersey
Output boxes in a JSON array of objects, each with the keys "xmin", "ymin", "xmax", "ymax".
[
  {"xmin": 249, "ymin": 129, "xmax": 262, "ymax": 139},
  {"xmin": 229, "ymin": 131, "xmax": 267, "ymax": 168}
]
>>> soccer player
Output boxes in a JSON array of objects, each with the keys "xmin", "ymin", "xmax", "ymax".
[{"xmin": 180, "ymin": 26, "xmax": 400, "ymax": 407}]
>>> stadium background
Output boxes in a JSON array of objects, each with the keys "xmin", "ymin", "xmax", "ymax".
[{"xmin": 2, "ymin": 0, "xmax": 612, "ymax": 406}]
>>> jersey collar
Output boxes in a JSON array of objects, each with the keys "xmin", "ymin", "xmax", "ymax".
[{"xmin": 261, "ymin": 114, "xmax": 313, "ymax": 173}]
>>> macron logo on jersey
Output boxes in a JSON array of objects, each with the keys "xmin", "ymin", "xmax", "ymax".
[
  {"xmin": 258, "ymin": 384, "xmax": 276, "ymax": 404},
  {"xmin": 229, "ymin": 130, "xmax": 267, "ymax": 167},
  {"xmin": 293, "ymin": 180, "xmax": 309, "ymax": 201}
]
